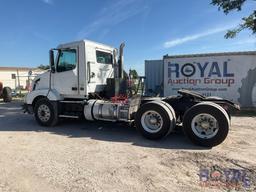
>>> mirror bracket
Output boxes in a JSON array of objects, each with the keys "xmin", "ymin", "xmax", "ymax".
[{"xmin": 49, "ymin": 49, "xmax": 55, "ymax": 73}]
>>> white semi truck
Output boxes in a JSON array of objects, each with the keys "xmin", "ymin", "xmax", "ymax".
[{"xmin": 23, "ymin": 40, "xmax": 240, "ymax": 147}]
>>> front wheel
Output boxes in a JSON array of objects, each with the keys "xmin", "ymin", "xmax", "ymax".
[
  {"xmin": 34, "ymin": 98, "xmax": 59, "ymax": 126},
  {"xmin": 183, "ymin": 102, "xmax": 229, "ymax": 147}
]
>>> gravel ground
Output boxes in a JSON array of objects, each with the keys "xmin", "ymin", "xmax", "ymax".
[{"xmin": 0, "ymin": 100, "xmax": 255, "ymax": 192}]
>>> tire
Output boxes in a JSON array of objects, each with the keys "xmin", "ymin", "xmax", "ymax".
[
  {"xmin": 183, "ymin": 102, "xmax": 229, "ymax": 147},
  {"xmin": 206, "ymin": 97, "xmax": 231, "ymax": 120},
  {"xmin": 2, "ymin": 87, "xmax": 12, "ymax": 102},
  {"xmin": 34, "ymin": 98, "xmax": 59, "ymax": 126},
  {"xmin": 160, "ymin": 101, "xmax": 176, "ymax": 135},
  {"xmin": 135, "ymin": 101, "xmax": 175, "ymax": 140}
]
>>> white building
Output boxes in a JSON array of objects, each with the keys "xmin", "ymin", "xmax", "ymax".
[{"xmin": 0, "ymin": 67, "xmax": 45, "ymax": 90}]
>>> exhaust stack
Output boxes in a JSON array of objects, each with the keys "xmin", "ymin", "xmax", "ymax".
[{"xmin": 118, "ymin": 43, "xmax": 125, "ymax": 78}]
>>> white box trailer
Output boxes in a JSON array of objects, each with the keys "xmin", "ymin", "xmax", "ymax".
[{"xmin": 163, "ymin": 51, "xmax": 256, "ymax": 108}]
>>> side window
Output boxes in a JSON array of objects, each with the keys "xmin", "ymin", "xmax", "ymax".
[
  {"xmin": 57, "ymin": 49, "xmax": 77, "ymax": 72},
  {"xmin": 96, "ymin": 50, "xmax": 113, "ymax": 64}
]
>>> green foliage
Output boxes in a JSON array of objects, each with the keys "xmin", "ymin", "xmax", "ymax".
[
  {"xmin": 212, "ymin": 0, "xmax": 246, "ymax": 13},
  {"xmin": 38, "ymin": 64, "xmax": 50, "ymax": 70},
  {"xmin": 212, "ymin": 0, "xmax": 256, "ymax": 38},
  {"xmin": 129, "ymin": 69, "xmax": 139, "ymax": 79}
]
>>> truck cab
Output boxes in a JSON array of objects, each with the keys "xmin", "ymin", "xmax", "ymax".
[{"xmin": 29, "ymin": 40, "xmax": 116, "ymax": 102}]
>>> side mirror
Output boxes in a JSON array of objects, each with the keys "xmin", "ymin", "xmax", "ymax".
[{"xmin": 49, "ymin": 50, "xmax": 55, "ymax": 73}]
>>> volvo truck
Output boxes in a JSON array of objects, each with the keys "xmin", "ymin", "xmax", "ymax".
[{"xmin": 23, "ymin": 40, "xmax": 240, "ymax": 147}]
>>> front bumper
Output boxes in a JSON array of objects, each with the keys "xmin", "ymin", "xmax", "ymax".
[{"xmin": 22, "ymin": 103, "xmax": 34, "ymax": 114}]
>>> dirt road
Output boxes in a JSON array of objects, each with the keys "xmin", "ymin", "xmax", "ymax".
[{"xmin": 0, "ymin": 101, "xmax": 255, "ymax": 192}]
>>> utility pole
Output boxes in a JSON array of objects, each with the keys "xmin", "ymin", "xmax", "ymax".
[{"xmin": 17, "ymin": 69, "xmax": 21, "ymax": 96}]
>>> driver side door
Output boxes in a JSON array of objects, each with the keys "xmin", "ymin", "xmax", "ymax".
[{"xmin": 52, "ymin": 48, "xmax": 79, "ymax": 98}]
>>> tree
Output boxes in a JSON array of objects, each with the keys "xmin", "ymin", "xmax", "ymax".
[
  {"xmin": 38, "ymin": 64, "xmax": 50, "ymax": 70},
  {"xmin": 212, "ymin": 0, "xmax": 256, "ymax": 38},
  {"xmin": 129, "ymin": 69, "xmax": 139, "ymax": 79}
]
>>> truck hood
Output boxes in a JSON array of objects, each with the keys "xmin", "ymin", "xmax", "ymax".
[{"xmin": 32, "ymin": 71, "xmax": 50, "ymax": 90}]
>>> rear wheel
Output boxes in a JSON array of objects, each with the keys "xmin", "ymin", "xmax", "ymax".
[
  {"xmin": 183, "ymin": 102, "xmax": 229, "ymax": 147},
  {"xmin": 34, "ymin": 98, "xmax": 59, "ymax": 126},
  {"xmin": 2, "ymin": 87, "xmax": 12, "ymax": 102},
  {"xmin": 135, "ymin": 101, "xmax": 175, "ymax": 140}
]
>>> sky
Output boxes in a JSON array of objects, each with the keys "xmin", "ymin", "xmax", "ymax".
[{"xmin": 0, "ymin": 0, "xmax": 255, "ymax": 74}]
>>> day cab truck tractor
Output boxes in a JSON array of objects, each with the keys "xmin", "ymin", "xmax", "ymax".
[
  {"xmin": 0, "ymin": 82, "xmax": 12, "ymax": 102},
  {"xmin": 23, "ymin": 40, "xmax": 240, "ymax": 147}
]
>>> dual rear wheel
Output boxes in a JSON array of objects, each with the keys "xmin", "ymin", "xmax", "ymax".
[
  {"xmin": 135, "ymin": 101, "xmax": 176, "ymax": 140},
  {"xmin": 135, "ymin": 101, "xmax": 229, "ymax": 147},
  {"xmin": 182, "ymin": 102, "xmax": 230, "ymax": 147}
]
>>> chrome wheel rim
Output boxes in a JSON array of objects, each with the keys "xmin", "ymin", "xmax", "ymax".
[
  {"xmin": 37, "ymin": 104, "xmax": 51, "ymax": 122},
  {"xmin": 191, "ymin": 113, "xmax": 219, "ymax": 139},
  {"xmin": 141, "ymin": 110, "xmax": 163, "ymax": 133}
]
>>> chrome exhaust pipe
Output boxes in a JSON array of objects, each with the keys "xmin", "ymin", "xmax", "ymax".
[{"xmin": 118, "ymin": 43, "xmax": 125, "ymax": 78}]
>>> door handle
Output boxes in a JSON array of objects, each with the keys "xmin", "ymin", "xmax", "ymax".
[
  {"xmin": 72, "ymin": 87, "xmax": 78, "ymax": 91},
  {"xmin": 87, "ymin": 62, "xmax": 91, "ymax": 83}
]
